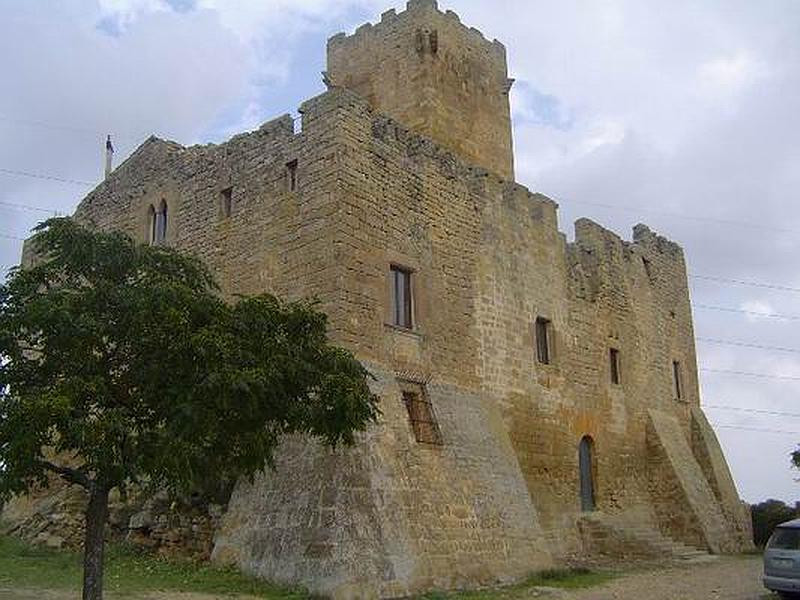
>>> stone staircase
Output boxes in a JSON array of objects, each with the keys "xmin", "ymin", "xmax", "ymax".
[{"xmin": 577, "ymin": 513, "xmax": 716, "ymax": 563}]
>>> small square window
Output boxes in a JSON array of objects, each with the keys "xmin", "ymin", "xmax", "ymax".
[
  {"xmin": 286, "ymin": 159, "xmax": 298, "ymax": 192},
  {"xmin": 220, "ymin": 187, "xmax": 233, "ymax": 219},
  {"xmin": 609, "ymin": 348, "xmax": 620, "ymax": 385},
  {"xmin": 402, "ymin": 385, "xmax": 442, "ymax": 445},
  {"xmin": 672, "ymin": 360, "xmax": 683, "ymax": 400},
  {"xmin": 535, "ymin": 317, "xmax": 551, "ymax": 365},
  {"xmin": 390, "ymin": 265, "xmax": 413, "ymax": 329}
]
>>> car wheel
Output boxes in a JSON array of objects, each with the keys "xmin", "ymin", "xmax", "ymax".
[{"xmin": 778, "ymin": 593, "xmax": 800, "ymax": 599}]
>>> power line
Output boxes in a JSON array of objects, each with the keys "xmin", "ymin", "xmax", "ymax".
[
  {"xmin": 0, "ymin": 168, "xmax": 93, "ymax": 187},
  {"xmin": 690, "ymin": 274, "xmax": 800, "ymax": 294},
  {"xmin": 697, "ymin": 337, "xmax": 800, "ymax": 355},
  {"xmin": 0, "ymin": 115, "xmax": 140, "ymax": 144},
  {"xmin": 0, "ymin": 233, "xmax": 24, "ymax": 241},
  {"xmin": 712, "ymin": 423, "xmax": 800, "ymax": 435},
  {"xmin": 0, "ymin": 200, "xmax": 61, "ymax": 215},
  {"xmin": 561, "ymin": 198, "xmax": 800, "ymax": 236},
  {"xmin": 0, "ymin": 115, "xmax": 108, "ymax": 137},
  {"xmin": 704, "ymin": 404, "xmax": 800, "ymax": 419},
  {"xmin": 694, "ymin": 303, "xmax": 800, "ymax": 321},
  {"xmin": 701, "ymin": 367, "xmax": 800, "ymax": 382}
]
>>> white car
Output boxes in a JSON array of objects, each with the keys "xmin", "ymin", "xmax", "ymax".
[{"xmin": 765, "ymin": 518, "xmax": 800, "ymax": 598}]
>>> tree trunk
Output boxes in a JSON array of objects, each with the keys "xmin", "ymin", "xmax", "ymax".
[{"xmin": 82, "ymin": 483, "xmax": 110, "ymax": 600}]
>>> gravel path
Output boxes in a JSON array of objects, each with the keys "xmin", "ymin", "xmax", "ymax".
[{"xmin": 563, "ymin": 556, "xmax": 769, "ymax": 600}]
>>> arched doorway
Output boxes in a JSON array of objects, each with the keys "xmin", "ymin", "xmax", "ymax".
[{"xmin": 579, "ymin": 435, "xmax": 595, "ymax": 512}]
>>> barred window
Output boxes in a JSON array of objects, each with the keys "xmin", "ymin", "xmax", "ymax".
[{"xmin": 402, "ymin": 387, "xmax": 442, "ymax": 445}]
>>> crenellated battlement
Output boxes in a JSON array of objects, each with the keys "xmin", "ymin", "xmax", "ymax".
[
  {"xmin": 328, "ymin": 0, "xmax": 507, "ymax": 59},
  {"xmin": 327, "ymin": 0, "xmax": 514, "ymax": 180}
]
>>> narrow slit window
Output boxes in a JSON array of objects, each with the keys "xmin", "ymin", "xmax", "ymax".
[
  {"xmin": 220, "ymin": 187, "xmax": 233, "ymax": 218},
  {"xmin": 609, "ymin": 348, "xmax": 620, "ymax": 385},
  {"xmin": 286, "ymin": 159, "xmax": 298, "ymax": 192},
  {"xmin": 402, "ymin": 387, "xmax": 442, "ymax": 445},
  {"xmin": 672, "ymin": 360, "xmax": 683, "ymax": 400},
  {"xmin": 147, "ymin": 205, "xmax": 156, "ymax": 244},
  {"xmin": 642, "ymin": 257, "xmax": 654, "ymax": 282},
  {"xmin": 535, "ymin": 317, "xmax": 551, "ymax": 365},
  {"xmin": 391, "ymin": 265, "xmax": 413, "ymax": 329}
]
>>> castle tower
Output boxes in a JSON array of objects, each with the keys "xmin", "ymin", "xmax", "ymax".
[{"xmin": 327, "ymin": 0, "xmax": 516, "ymax": 180}]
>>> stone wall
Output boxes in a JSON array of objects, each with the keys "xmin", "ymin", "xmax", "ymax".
[{"xmin": 1, "ymin": 475, "xmax": 223, "ymax": 560}]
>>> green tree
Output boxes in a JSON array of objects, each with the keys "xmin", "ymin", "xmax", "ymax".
[
  {"xmin": 0, "ymin": 218, "xmax": 379, "ymax": 600},
  {"xmin": 751, "ymin": 499, "xmax": 798, "ymax": 547}
]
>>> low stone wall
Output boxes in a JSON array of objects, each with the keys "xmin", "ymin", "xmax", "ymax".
[{"xmin": 1, "ymin": 476, "xmax": 224, "ymax": 560}]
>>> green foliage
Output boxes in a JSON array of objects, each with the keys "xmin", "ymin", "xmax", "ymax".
[
  {"xmin": 751, "ymin": 499, "xmax": 799, "ymax": 547},
  {"xmin": 0, "ymin": 534, "xmax": 307, "ymax": 597},
  {"xmin": 0, "ymin": 217, "xmax": 380, "ymax": 500}
]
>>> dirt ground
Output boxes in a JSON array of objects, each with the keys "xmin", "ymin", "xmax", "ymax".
[
  {"xmin": 0, "ymin": 555, "xmax": 772, "ymax": 600},
  {"xmin": 562, "ymin": 555, "xmax": 769, "ymax": 600}
]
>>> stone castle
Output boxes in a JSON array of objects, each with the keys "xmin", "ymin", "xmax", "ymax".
[{"xmin": 16, "ymin": 0, "xmax": 752, "ymax": 597}]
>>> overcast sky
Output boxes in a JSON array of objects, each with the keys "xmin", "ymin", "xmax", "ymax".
[{"xmin": 1, "ymin": 0, "xmax": 799, "ymax": 505}]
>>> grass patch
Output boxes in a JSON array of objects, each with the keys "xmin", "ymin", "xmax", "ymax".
[
  {"xmin": 418, "ymin": 567, "xmax": 616, "ymax": 599},
  {"xmin": 523, "ymin": 567, "xmax": 615, "ymax": 588},
  {"xmin": 0, "ymin": 534, "xmax": 308, "ymax": 598}
]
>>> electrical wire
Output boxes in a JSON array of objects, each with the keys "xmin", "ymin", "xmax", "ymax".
[
  {"xmin": 0, "ymin": 167, "xmax": 93, "ymax": 186},
  {"xmin": 711, "ymin": 424, "xmax": 800, "ymax": 435},
  {"xmin": 703, "ymin": 404, "xmax": 800, "ymax": 419},
  {"xmin": 701, "ymin": 368, "xmax": 800, "ymax": 382},
  {"xmin": 696, "ymin": 338, "xmax": 800, "ymax": 355},
  {"xmin": 690, "ymin": 274, "xmax": 800, "ymax": 294},
  {"xmin": 561, "ymin": 198, "xmax": 800, "ymax": 236},
  {"xmin": 694, "ymin": 304, "xmax": 800, "ymax": 321},
  {"xmin": 0, "ymin": 200, "xmax": 62, "ymax": 215}
]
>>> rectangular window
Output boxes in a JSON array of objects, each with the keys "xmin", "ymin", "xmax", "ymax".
[
  {"xmin": 535, "ymin": 317, "xmax": 551, "ymax": 364},
  {"xmin": 220, "ymin": 187, "xmax": 233, "ymax": 218},
  {"xmin": 286, "ymin": 159, "xmax": 298, "ymax": 192},
  {"xmin": 402, "ymin": 387, "xmax": 442, "ymax": 445},
  {"xmin": 391, "ymin": 265, "xmax": 413, "ymax": 329},
  {"xmin": 672, "ymin": 360, "xmax": 683, "ymax": 399},
  {"xmin": 610, "ymin": 348, "xmax": 621, "ymax": 385}
]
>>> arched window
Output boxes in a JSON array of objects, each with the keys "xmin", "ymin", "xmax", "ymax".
[
  {"xmin": 155, "ymin": 200, "xmax": 167, "ymax": 243},
  {"xmin": 148, "ymin": 201, "xmax": 168, "ymax": 245},
  {"xmin": 579, "ymin": 435, "xmax": 596, "ymax": 512}
]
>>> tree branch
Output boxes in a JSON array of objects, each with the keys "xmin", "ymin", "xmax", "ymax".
[{"xmin": 39, "ymin": 460, "xmax": 90, "ymax": 489}]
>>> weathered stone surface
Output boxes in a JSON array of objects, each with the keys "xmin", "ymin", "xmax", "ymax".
[
  {"xmin": 1, "ymin": 474, "xmax": 221, "ymax": 560},
  {"xmin": 5, "ymin": 1, "xmax": 751, "ymax": 597}
]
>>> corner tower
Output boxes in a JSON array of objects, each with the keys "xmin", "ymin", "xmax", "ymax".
[{"xmin": 327, "ymin": 0, "xmax": 515, "ymax": 180}]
